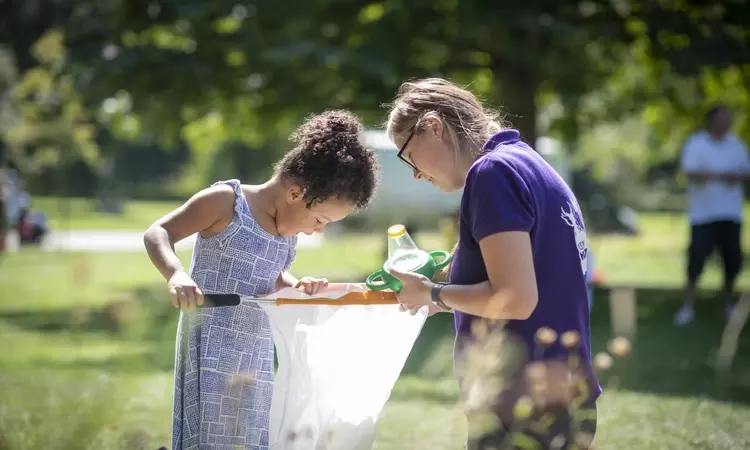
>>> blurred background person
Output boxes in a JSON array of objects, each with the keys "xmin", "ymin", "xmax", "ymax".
[{"xmin": 675, "ymin": 105, "xmax": 750, "ymax": 326}]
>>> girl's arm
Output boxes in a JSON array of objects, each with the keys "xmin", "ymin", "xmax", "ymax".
[
  {"xmin": 143, "ymin": 184, "xmax": 235, "ymax": 281},
  {"xmin": 439, "ymin": 231, "xmax": 537, "ymax": 320}
]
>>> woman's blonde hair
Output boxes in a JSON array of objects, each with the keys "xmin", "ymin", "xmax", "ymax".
[{"xmin": 385, "ymin": 78, "xmax": 506, "ymax": 158}]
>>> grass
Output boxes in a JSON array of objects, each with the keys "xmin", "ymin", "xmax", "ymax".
[
  {"xmin": 31, "ymin": 197, "xmax": 182, "ymax": 231},
  {"xmin": 2, "ymin": 212, "xmax": 750, "ymax": 448},
  {"xmin": 588, "ymin": 210, "xmax": 750, "ymax": 290}
]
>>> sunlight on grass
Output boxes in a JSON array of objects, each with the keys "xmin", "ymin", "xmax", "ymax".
[
  {"xmin": 33, "ymin": 197, "xmax": 183, "ymax": 231},
  {"xmin": 375, "ymin": 377, "xmax": 467, "ymax": 449},
  {"xmin": 0, "ymin": 370, "xmax": 174, "ymax": 450},
  {"xmin": 596, "ymin": 390, "xmax": 750, "ymax": 450},
  {"xmin": 0, "ymin": 372, "xmax": 126, "ymax": 450},
  {"xmin": 589, "ymin": 209, "xmax": 750, "ymax": 289}
]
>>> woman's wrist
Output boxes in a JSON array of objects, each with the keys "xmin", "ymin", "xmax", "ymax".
[{"xmin": 430, "ymin": 282, "xmax": 452, "ymax": 312}]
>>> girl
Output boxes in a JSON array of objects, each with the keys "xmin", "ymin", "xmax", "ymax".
[
  {"xmin": 383, "ymin": 78, "xmax": 600, "ymax": 449},
  {"xmin": 143, "ymin": 110, "xmax": 379, "ymax": 449}
]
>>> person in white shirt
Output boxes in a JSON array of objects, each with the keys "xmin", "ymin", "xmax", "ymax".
[{"xmin": 675, "ymin": 105, "xmax": 750, "ymax": 326}]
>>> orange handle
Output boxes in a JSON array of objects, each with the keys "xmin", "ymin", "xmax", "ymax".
[{"xmin": 274, "ymin": 291, "xmax": 398, "ymax": 306}]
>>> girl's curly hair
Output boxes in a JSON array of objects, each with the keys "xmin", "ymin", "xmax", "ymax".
[{"xmin": 275, "ymin": 110, "xmax": 379, "ymax": 210}]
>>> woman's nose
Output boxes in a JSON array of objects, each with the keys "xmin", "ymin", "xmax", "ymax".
[{"xmin": 412, "ymin": 168, "xmax": 422, "ymax": 180}]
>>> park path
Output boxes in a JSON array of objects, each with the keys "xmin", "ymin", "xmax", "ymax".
[{"xmin": 4, "ymin": 230, "xmax": 324, "ymax": 252}]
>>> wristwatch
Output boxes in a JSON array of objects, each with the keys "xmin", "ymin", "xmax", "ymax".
[{"xmin": 431, "ymin": 282, "xmax": 452, "ymax": 312}]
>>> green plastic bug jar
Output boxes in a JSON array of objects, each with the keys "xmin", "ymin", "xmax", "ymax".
[{"xmin": 365, "ymin": 224, "xmax": 451, "ymax": 292}]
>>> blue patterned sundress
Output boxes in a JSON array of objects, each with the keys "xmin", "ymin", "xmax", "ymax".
[{"xmin": 172, "ymin": 179, "xmax": 297, "ymax": 450}]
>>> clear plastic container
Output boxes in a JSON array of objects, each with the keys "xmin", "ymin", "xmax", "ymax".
[{"xmin": 386, "ymin": 224, "xmax": 428, "ymax": 273}]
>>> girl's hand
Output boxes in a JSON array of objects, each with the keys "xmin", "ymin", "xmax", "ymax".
[
  {"xmin": 168, "ymin": 270, "xmax": 204, "ymax": 312},
  {"xmin": 295, "ymin": 277, "xmax": 329, "ymax": 295},
  {"xmin": 389, "ymin": 268, "xmax": 432, "ymax": 315}
]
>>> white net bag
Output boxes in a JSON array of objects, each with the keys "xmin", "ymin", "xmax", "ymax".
[{"xmin": 259, "ymin": 284, "xmax": 427, "ymax": 450}]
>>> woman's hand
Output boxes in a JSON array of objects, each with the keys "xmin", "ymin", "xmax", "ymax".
[
  {"xmin": 295, "ymin": 277, "xmax": 329, "ymax": 295},
  {"xmin": 168, "ymin": 270, "xmax": 204, "ymax": 312},
  {"xmin": 389, "ymin": 268, "xmax": 433, "ymax": 315}
]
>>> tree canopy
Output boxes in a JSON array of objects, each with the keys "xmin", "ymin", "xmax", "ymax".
[{"xmin": 1, "ymin": 0, "xmax": 749, "ymax": 200}]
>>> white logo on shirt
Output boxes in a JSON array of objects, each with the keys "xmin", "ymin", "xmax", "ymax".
[{"xmin": 561, "ymin": 200, "xmax": 588, "ymax": 276}]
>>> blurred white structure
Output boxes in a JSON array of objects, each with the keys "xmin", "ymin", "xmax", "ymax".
[{"xmin": 360, "ymin": 130, "xmax": 462, "ymax": 227}]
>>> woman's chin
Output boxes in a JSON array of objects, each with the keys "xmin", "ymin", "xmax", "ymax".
[{"xmin": 437, "ymin": 183, "xmax": 459, "ymax": 193}]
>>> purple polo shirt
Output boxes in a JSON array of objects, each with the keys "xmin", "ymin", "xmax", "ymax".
[{"xmin": 450, "ymin": 130, "xmax": 601, "ymax": 401}]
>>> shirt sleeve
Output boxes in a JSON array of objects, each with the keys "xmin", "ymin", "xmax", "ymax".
[
  {"xmin": 680, "ymin": 136, "xmax": 701, "ymax": 173},
  {"xmin": 464, "ymin": 156, "xmax": 535, "ymax": 242}
]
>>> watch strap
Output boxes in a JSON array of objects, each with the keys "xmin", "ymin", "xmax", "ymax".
[{"xmin": 431, "ymin": 282, "xmax": 451, "ymax": 311}]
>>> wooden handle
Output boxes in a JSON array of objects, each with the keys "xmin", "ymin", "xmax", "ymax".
[{"xmin": 274, "ymin": 291, "xmax": 398, "ymax": 306}]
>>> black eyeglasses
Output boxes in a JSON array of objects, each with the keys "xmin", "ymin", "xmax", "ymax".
[{"xmin": 397, "ymin": 128, "xmax": 418, "ymax": 172}]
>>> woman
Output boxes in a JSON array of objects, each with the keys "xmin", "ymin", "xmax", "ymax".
[{"xmin": 384, "ymin": 78, "xmax": 600, "ymax": 449}]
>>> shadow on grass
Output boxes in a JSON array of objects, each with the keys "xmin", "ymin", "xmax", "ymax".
[
  {"xmin": 11, "ymin": 350, "xmax": 176, "ymax": 373},
  {"xmin": 591, "ymin": 286, "xmax": 750, "ymax": 403},
  {"xmin": 0, "ymin": 308, "xmax": 125, "ymax": 333}
]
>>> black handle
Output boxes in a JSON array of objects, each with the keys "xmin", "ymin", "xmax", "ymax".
[{"xmin": 200, "ymin": 294, "xmax": 241, "ymax": 308}]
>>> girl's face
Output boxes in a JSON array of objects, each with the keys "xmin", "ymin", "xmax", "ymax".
[
  {"xmin": 393, "ymin": 117, "xmax": 465, "ymax": 192},
  {"xmin": 275, "ymin": 186, "xmax": 353, "ymax": 236}
]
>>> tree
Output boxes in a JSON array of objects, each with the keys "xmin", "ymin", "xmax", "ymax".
[
  {"xmin": 57, "ymin": 0, "xmax": 637, "ymax": 146},
  {"xmin": 5, "ymin": 0, "xmax": 750, "ymax": 191},
  {"xmin": 557, "ymin": 1, "xmax": 750, "ymax": 211},
  {"xmin": 635, "ymin": 0, "xmax": 750, "ymax": 76},
  {"xmin": 4, "ymin": 29, "xmax": 98, "ymax": 176},
  {"xmin": 0, "ymin": 47, "xmax": 11, "ymax": 251},
  {"xmin": 1, "ymin": 1, "xmax": 101, "ymax": 196}
]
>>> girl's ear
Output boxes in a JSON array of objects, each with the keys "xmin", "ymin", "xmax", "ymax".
[{"xmin": 286, "ymin": 184, "xmax": 304, "ymax": 204}]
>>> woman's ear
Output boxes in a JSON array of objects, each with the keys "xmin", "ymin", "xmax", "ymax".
[{"xmin": 423, "ymin": 113, "xmax": 444, "ymax": 139}]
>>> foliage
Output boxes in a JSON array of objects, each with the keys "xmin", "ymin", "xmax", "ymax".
[
  {"xmin": 3, "ymin": 29, "xmax": 98, "ymax": 176},
  {"xmin": 0, "ymin": 47, "xmax": 17, "ymax": 136},
  {"xmin": 2, "ymin": 1, "xmax": 750, "ymax": 203},
  {"xmin": 58, "ymin": 0, "xmax": 638, "ymax": 145}
]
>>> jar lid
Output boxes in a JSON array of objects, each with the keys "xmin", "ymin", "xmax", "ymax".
[{"xmin": 387, "ymin": 224, "xmax": 406, "ymax": 238}]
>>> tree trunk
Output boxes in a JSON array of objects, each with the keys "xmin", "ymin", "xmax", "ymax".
[
  {"xmin": 0, "ymin": 143, "xmax": 6, "ymax": 256},
  {"xmin": 492, "ymin": 67, "xmax": 540, "ymax": 147}
]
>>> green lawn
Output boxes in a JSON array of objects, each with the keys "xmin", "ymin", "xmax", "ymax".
[
  {"xmin": 588, "ymin": 210, "xmax": 750, "ymax": 290},
  {"xmin": 2, "ymin": 214, "xmax": 750, "ymax": 449},
  {"xmin": 32, "ymin": 197, "xmax": 183, "ymax": 231}
]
